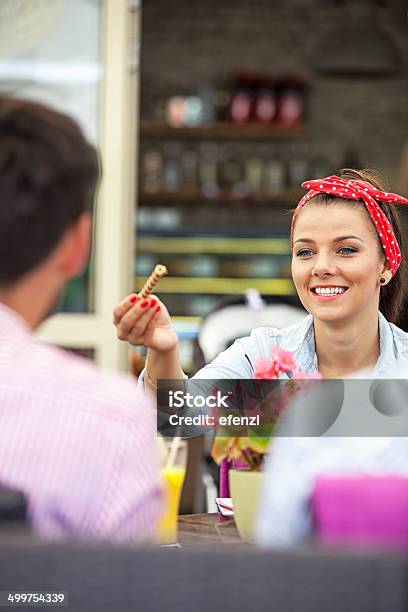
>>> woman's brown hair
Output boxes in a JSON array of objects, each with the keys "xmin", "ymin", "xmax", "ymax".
[{"xmin": 297, "ymin": 168, "xmax": 408, "ymax": 324}]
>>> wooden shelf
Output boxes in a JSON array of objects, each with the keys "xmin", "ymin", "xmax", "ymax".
[
  {"xmin": 137, "ymin": 236, "xmax": 290, "ymax": 255},
  {"xmin": 140, "ymin": 121, "xmax": 305, "ymax": 141},
  {"xmin": 134, "ymin": 276, "xmax": 294, "ymax": 295},
  {"xmin": 138, "ymin": 187, "xmax": 302, "ymax": 206}
]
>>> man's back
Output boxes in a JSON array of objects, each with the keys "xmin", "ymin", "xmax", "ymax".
[{"xmin": 0, "ymin": 303, "xmax": 162, "ymax": 542}]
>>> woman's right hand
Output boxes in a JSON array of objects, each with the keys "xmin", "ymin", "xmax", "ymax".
[{"xmin": 113, "ymin": 294, "xmax": 179, "ymax": 353}]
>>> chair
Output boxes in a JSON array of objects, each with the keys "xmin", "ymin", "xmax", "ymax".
[{"xmin": 1, "ymin": 537, "xmax": 407, "ymax": 611}]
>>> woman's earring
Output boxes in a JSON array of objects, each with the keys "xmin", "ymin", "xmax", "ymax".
[{"xmin": 380, "ymin": 277, "xmax": 386, "ymax": 285}]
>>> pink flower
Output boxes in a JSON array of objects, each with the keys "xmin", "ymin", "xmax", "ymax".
[
  {"xmin": 270, "ymin": 347, "xmax": 296, "ymax": 373},
  {"xmin": 254, "ymin": 347, "xmax": 297, "ymax": 379},
  {"xmin": 254, "ymin": 357, "xmax": 278, "ymax": 379},
  {"xmin": 254, "ymin": 347, "xmax": 324, "ymax": 380}
]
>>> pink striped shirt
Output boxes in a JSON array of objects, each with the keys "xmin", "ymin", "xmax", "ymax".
[{"xmin": 0, "ymin": 303, "xmax": 162, "ymax": 542}]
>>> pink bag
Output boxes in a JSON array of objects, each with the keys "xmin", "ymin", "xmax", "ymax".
[{"xmin": 311, "ymin": 475, "xmax": 408, "ymax": 551}]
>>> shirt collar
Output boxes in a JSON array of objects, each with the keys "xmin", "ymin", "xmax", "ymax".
[
  {"xmin": 373, "ymin": 312, "xmax": 397, "ymax": 377},
  {"xmin": 0, "ymin": 302, "xmax": 33, "ymax": 338},
  {"xmin": 292, "ymin": 315, "xmax": 317, "ymax": 374}
]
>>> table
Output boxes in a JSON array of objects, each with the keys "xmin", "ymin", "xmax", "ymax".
[{"xmin": 177, "ymin": 513, "xmax": 248, "ymax": 546}]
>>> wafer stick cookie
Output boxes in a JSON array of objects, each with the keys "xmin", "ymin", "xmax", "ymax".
[{"xmin": 139, "ymin": 264, "xmax": 168, "ymax": 298}]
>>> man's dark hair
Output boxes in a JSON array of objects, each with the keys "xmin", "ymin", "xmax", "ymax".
[{"xmin": 0, "ymin": 96, "xmax": 99, "ymax": 286}]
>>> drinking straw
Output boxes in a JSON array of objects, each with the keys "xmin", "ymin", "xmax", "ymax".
[{"xmin": 165, "ymin": 435, "xmax": 181, "ymax": 470}]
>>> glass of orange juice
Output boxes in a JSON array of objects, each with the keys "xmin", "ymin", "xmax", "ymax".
[{"xmin": 157, "ymin": 438, "xmax": 187, "ymax": 544}]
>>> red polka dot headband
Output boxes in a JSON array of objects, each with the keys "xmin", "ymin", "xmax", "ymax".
[{"xmin": 291, "ymin": 175, "xmax": 408, "ymax": 277}]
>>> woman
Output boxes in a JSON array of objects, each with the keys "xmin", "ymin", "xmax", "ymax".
[
  {"xmin": 115, "ymin": 168, "xmax": 408, "ymax": 546},
  {"xmin": 113, "ymin": 168, "xmax": 408, "ymax": 382}
]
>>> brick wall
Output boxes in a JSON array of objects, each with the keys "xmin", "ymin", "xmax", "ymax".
[{"xmin": 140, "ymin": 0, "xmax": 408, "ymax": 187}]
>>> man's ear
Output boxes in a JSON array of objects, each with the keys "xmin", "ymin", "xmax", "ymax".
[{"xmin": 57, "ymin": 213, "xmax": 92, "ymax": 279}]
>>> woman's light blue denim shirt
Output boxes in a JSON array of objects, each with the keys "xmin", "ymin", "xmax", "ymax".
[{"xmin": 193, "ymin": 312, "xmax": 408, "ymax": 380}]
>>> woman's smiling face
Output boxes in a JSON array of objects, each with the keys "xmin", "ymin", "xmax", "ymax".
[{"xmin": 291, "ymin": 202, "xmax": 389, "ymax": 325}]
